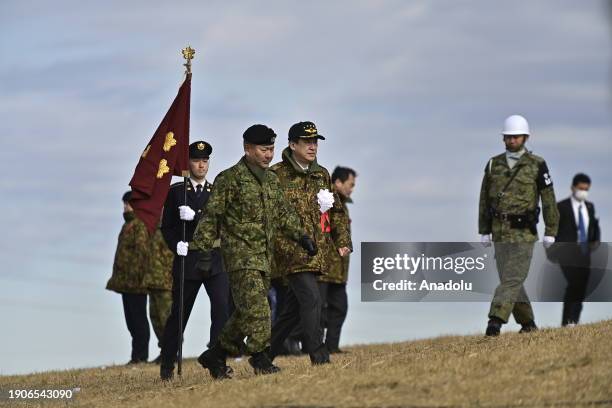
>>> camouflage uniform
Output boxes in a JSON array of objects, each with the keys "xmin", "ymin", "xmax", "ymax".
[
  {"xmin": 143, "ymin": 226, "xmax": 173, "ymax": 347},
  {"xmin": 269, "ymin": 148, "xmax": 351, "ymax": 358},
  {"xmin": 479, "ymin": 150, "xmax": 559, "ymax": 324},
  {"xmin": 106, "ymin": 212, "xmax": 151, "ymax": 362},
  {"xmin": 192, "ymin": 157, "xmax": 304, "ymax": 355},
  {"xmin": 271, "ymin": 148, "xmax": 351, "ymax": 277},
  {"xmin": 318, "ymin": 189, "xmax": 352, "ymax": 352},
  {"xmin": 106, "ymin": 213, "xmax": 150, "ymax": 294},
  {"xmin": 319, "ymin": 190, "xmax": 352, "ymax": 284}
]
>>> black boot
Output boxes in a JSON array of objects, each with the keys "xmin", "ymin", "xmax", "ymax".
[
  {"xmin": 519, "ymin": 320, "xmax": 538, "ymax": 333},
  {"xmin": 285, "ymin": 338, "xmax": 302, "ymax": 356},
  {"xmin": 249, "ymin": 349, "xmax": 281, "ymax": 375},
  {"xmin": 309, "ymin": 345, "xmax": 331, "ymax": 365},
  {"xmin": 160, "ymin": 364, "xmax": 174, "ymax": 381},
  {"xmin": 485, "ymin": 317, "xmax": 503, "ymax": 336},
  {"xmin": 197, "ymin": 343, "xmax": 233, "ymax": 380}
]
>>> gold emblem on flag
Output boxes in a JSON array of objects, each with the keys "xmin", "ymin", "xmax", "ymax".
[
  {"xmin": 197, "ymin": 142, "xmax": 206, "ymax": 150},
  {"xmin": 157, "ymin": 159, "xmax": 170, "ymax": 178},
  {"xmin": 163, "ymin": 132, "xmax": 177, "ymax": 152},
  {"xmin": 141, "ymin": 145, "xmax": 151, "ymax": 158}
]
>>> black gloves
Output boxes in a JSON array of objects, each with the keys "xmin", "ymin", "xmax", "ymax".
[{"xmin": 299, "ymin": 235, "xmax": 318, "ymax": 256}]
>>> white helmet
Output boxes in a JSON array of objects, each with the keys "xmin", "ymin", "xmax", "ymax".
[{"xmin": 502, "ymin": 115, "xmax": 530, "ymax": 136}]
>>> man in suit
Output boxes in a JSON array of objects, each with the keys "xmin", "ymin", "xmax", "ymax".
[
  {"xmin": 555, "ymin": 173, "xmax": 601, "ymax": 326},
  {"xmin": 159, "ymin": 141, "xmax": 230, "ymax": 380}
]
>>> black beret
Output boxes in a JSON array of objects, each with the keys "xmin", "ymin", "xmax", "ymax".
[
  {"xmin": 243, "ymin": 124, "xmax": 277, "ymax": 145},
  {"xmin": 122, "ymin": 191, "xmax": 132, "ymax": 203},
  {"xmin": 288, "ymin": 121, "xmax": 325, "ymax": 142},
  {"xmin": 189, "ymin": 141, "xmax": 212, "ymax": 159}
]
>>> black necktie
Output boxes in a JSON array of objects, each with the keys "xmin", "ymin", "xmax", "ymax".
[{"xmin": 196, "ymin": 184, "xmax": 202, "ymax": 197}]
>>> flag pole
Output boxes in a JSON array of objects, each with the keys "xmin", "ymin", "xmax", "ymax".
[{"xmin": 177, "ymin": 45, "xmax": 194, "ymax": 377}]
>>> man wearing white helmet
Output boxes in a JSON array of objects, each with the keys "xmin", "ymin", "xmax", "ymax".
[{"xmin": 478, "ymin": 115, "xmax": 559, "ymax": 336}]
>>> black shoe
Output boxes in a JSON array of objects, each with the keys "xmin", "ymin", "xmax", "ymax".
[
  {"xmin": 160, "ymin": 366, "xmax": 174, "ymax": 381},
  {"xmin": 249, "ymin": 350, "xmax": 281, "ymax": 375},
  {"xmin": 151, "ymin": 354, "xmax": 162, "ymax": 365},
  {"xmin": 519, "ymin": 321, "xmax": 538, "ymax": 333},
  {"xmin": 197, "ymin": 344, "xmax": 232, "ymax": 380},
  {"xmin": 285, "ymin": 338, "xmax": 303, "ymax": 356},
  {"xmin": 126, "ymin": 358, "xmax": 147, "ymax": 365},
  {"xmin": 327, "ymin": 348, "xmax": 346, "ymax": 354},
  {"xmin": 310, "ymin": 345, "xmax": 331, "ymax": 365},
  {"xmin": 485, "ymin": 318, "xmax": 503, "ymax": 336}
]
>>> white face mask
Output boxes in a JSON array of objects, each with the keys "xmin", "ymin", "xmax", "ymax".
[{"xmin": 573, "ymin": 189, "xmax": 589, "ymax": 202}]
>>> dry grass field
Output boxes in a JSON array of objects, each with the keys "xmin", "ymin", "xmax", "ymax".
[{"xmin": 2, "ymin": 320, "xmax": 612, "ymax": 407}]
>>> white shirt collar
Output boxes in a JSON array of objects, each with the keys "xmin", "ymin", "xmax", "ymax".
[
  {"xmin": 190, "ymin": 178, "xmax": 207, "ymax": 189},
  {"xmin": 570, "ymin": 195, "xmax": 584, "ymax": 209},
  {"xmin": 570, "ymin": 195, "xmax": 590, "ymax": 231}
]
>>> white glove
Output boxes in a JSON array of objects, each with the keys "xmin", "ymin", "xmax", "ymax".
[
  {"xmin": 481, "ymin": 234, "xmax": 492, "ymax": 247},
  {"xmin": 543, "ymin": 236, "xmax": 555, "ymax": 249},
  {"xmin": 177, "ymin": 241, "xmax": 189, "ymax": 256},
  {"xmin": 179, "ymin": 205, "xmax": 195, "ymax": 221},
  {"xmin": 317, "ymin": 189, "xmax": 335, "ymax": 214}
]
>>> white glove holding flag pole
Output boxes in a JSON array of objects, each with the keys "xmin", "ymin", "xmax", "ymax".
[
  {"xmin": 179, "ymin": 205, "xmax": 195, "ymax": 221},
  {"xmin": 317, "ymin": 189, "xmax": 335, "ymax": 214},
  {"xmin": 481, "ymin": 234, "xmax": 492, "ymax": 248},
  {"xmin": 543, "ymin": 236, "xmax": 555, "ymax": 249},
  {"xmin": 177, "ymin": 241, "xmax": 189, "ymax": 256}
]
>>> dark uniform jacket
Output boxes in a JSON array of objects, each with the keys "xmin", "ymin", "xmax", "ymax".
[{"xmin": 161, "ymin": 180, "xmax": 223, "ymax": 281}]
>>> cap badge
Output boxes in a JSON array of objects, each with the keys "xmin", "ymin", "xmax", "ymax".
[{"xmin": 197, "ymin": 142, "xmax": 206, "ymax": 151}]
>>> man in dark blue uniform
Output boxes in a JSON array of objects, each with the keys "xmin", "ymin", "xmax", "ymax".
[{"xmin": 159, "ymin": 141, "xmax": 230, "ymax": 380}]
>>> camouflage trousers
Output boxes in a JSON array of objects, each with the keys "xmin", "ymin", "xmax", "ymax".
[
  {"xmin": 488, "ymin": 242, "xmax": 535, "ymax": 324},
  {"xmin": 149, "ymin": 289, "xmax": 172, "ymax": 348},
  {"xmin": 218, "ymin": 269, "xmax": 271, "ymax": 355}
]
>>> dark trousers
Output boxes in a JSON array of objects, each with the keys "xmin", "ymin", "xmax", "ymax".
[
  {"xmin": 318, "ymin": 282, "xmax": 348, "ymax": 351},
  {"xmin": 160, "ymin": 272, "xmax": 230, "ymax": 368},
  {"xmin": 561, "ymin": 258, "xmax": 591, "ymax": 325},
  {"xmin": 270, "ymin": 272, "xmax": 323, "ymax": 357},
  {"xmin": 121, "ymin": 293, "xmax": 150, "ymax": 362}
]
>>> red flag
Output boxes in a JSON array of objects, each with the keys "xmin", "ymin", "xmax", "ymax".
[{"xmin": 129, "ymin": 74, "xmax": 191, "ymax": 234}]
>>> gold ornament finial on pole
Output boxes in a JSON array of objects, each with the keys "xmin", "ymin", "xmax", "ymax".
[{"xmin": 181, "ymin": 45, "xmax": 195, "ymax": 74}]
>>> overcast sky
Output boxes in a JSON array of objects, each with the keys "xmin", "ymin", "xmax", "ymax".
[{"xmin": 1, "ymin": 0, "xmax": 611, "ymax": 375}]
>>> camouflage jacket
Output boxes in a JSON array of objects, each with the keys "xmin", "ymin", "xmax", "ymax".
[
  {"xmin": 270, "ymin": 148, "xmax": 352, "ymax": 278},
  {"xmin": 106, "ymin": 214, "xmax": 150, "ymax": 294},
  {"xmin": 142, "ymin": 227, "xmax": 173, "ymax": 291},
  {"xmin": 191, "ymin": 156, "xmax": 304, "ymax": 274},
  {"xmin": 478, "ymin": 150, "xmax": 559, "ymax": 242},
  {"xmin": 319, "ymin": 191, "xmax": 352, "ymax": 284}
]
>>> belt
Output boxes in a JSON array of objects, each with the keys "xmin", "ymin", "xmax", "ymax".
[{"xmin": 491, "ymin": 210, "xmax": 529, "ymax": 223}]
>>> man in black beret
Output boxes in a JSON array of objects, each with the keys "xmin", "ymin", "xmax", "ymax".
[
  {"xmin": 188, "ymin": 125, "xmax": 317, "ymax": 379},
  {"xmin": 159, "ymin": 140, "xmax": 230, "ymax": 380}
]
